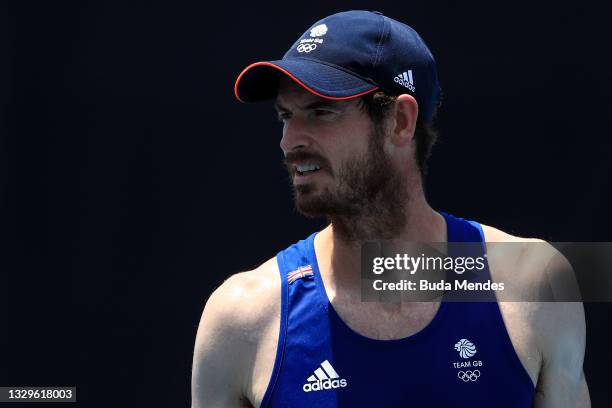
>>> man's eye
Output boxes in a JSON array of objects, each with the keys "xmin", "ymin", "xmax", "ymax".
[
  {"xmin": 314, "ymin": 109, "xmax": 334, "ymax": 117},
  {"xmin": 277, "ymin": 113, "xmax": 291, "ymax": 122}
]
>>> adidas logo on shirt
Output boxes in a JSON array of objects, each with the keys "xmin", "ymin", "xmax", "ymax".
[
  {"xmin": 302, "ymin": 360, "xmax": 348, "ymax": 392},
  {"xmin": 394, "ymin": 70, "xmax": 415, "ymax": 92}
]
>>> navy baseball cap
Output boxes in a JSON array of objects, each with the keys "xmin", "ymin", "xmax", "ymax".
[{"xmin": 234, "ymin": 10, "xmax": 441, "ymax": 122}]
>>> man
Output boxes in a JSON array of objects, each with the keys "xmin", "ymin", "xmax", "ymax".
[{"xmin": 192, "ymin": 10, "xmax": 589, "ymax": 407}]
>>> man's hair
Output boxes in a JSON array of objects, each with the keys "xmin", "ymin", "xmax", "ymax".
[{"xmin": 359, "ymin": 91, "xmax": 439, "ymax": 178}]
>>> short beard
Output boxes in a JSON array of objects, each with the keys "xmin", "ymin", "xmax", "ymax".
[{"xmin": 290, "ymin": 125, "xmax": 409, "ymax": 242}]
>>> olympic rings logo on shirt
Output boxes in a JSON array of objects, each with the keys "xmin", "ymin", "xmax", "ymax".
[
  {"xmin": 297, "ymin": 43, "xmax": 317, "ymax": 53},
  {"xmin": 457, "ymin": 370, "xmax": 481, "ymax": 382}
]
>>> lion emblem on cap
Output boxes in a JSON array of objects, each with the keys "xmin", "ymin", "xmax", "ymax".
[{"xmin": 310, "ymin": 24, "xmax": 328, "ymax": 37}]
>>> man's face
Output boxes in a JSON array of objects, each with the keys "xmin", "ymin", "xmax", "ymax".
[{"xmin": 275, "ymin": 78, "xmax": 407, "ymax": 240}]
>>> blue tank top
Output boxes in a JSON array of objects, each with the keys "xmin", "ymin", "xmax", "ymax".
[{"xmin": 261, "ymin": 212, "xmax": 535, "ymax": 407}]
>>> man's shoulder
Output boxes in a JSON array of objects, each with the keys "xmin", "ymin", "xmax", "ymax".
[
  {"xmin": 479, "ymin": 221, "xmax": 582, "ymax": 326},
  {"xmin": 479, "ymin": 222, "xmax": 543, "ymax": 243},
  {"xmin": 479, "ymin": 222, "xmax": 558, "ymax": 272},
  {"xmin": 192, "ymin": 256, "xmax": 283, "ymax": 406},
  {"xmin": 193, "ymin": 256, "xmax": 281, "ymax": 378},
  {"xmin": 204, "ymin": 256, "xmax": 282, "ymax": 335},
  {"xmin": 478, "ymin": 222, "xmax": 577, "ymax": 298},
  {"xmin": 477, "ymin": 221, "xmax": 585, "ymax": 391},
  {"xmin": 480, "ymin": 223, "xmax": 584, "ymax": 346}
]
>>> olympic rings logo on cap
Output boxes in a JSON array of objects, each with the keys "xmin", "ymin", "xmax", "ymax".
[
  {"xmin": 457, "ymin": 370, "xmax": 481, "ymax": 382},
  {"xmin": 297, "ymin": 43, "xmax": 317, "ymax": 53}
]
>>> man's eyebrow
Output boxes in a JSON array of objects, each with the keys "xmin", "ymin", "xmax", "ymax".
[
  {"xmin": 301, "ymin": 100, "xmax": 345, "ymax": 111},
  {"xmin": 274, "ymin": 99, "xmax": 345, "ymax": 112},
  {"xmin": 274, "ymin": 100, "xmax": 289, "ymax": 112}
]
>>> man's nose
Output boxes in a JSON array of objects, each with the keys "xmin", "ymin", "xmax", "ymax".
[{"xmin": 279, "ymin": 116, "xmax": 311, "ymax": 154}]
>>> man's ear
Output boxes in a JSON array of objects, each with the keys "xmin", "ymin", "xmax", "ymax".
[{"xmin": 390, "ymin": 94, "xmax": 419, "ymax": 147}]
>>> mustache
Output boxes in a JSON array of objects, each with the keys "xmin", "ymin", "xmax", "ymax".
[{"xmin": 283, "ymin": 151, "xmax": 333, "ymax": 174}]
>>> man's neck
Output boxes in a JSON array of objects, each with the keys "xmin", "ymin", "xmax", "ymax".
[{"xmin": 313, "ymin": 196, "xmax": 447, "ymax": 294}]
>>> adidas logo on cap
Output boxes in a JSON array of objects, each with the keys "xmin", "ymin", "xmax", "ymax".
[
  {"xmin": 394, "ymin": 70, "xmax": 415, "ymax": 92},
  {"xmin": 302, "ymin": 360, "xmax": 348, "ymax": 392}
]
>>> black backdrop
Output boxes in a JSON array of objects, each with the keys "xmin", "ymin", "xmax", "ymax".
[{"xmin": 2, "ymin": 0, "xmax": 611, "ymax": 406}]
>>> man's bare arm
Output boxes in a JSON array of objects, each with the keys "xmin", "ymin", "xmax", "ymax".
[
  {"xmin": 532, "ymin": 301, "xmax": 589, "ymax": 407},
  {"xmin": 191, "ymin": 261, "xmax": 280, "ymax": 408},
  {"xmin": 529, "ymin": 242, "xmax": 590, "ymax": 407},
  {"xmin": 191, "ymin": 274, "xmax": 255, "ymax": 408}
]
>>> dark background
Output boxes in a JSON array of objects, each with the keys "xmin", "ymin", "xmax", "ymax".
[{"xmin": 2, "ymin": 0, "xmax": 611, "ymax": 406}]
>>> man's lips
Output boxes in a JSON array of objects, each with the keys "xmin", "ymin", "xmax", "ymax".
[
  {"xmin": 293, "ymin": 168, "xmax": 323, "ymax": 185},
  {"xmin": 285, "ymin": 152, "xmax": 329, "ymax": 169},
  {"xmin": 291, "ymin": 162, "xmax": 322, "ymax": 181},
  {"xmin": 293, "ymin": 161, "xmax": 321, "ymax": 174},
  {"xmin": 284, "ymin": 152, "xmax": 332, "ymax": 184}
]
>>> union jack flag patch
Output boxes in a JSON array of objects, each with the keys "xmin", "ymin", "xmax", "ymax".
[{"xmin": 287, "ymin": 265, "xmax": 314, "ymax": 284}]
